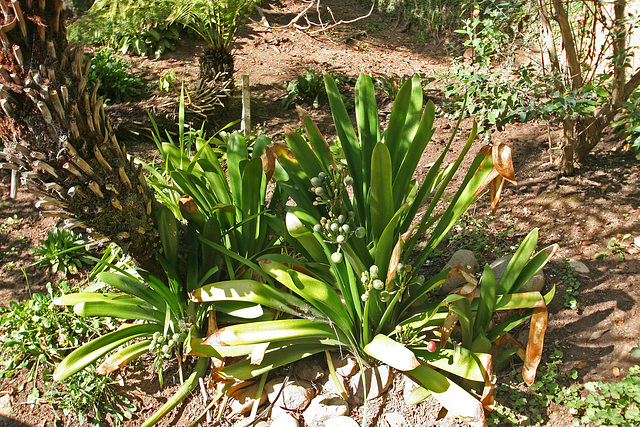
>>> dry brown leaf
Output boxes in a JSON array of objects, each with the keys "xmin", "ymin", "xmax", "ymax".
[
  {"xmin": 492, "ymin": 140, "xmax": 517, "ymax": 184},
  {"xmin": 438, "ymin": 310, "xmax": 458, "ymax": 349},
  {"xmin": 97, "ymin": 353, "xmax": 129, "ymax": 375},
  {"xmin": 613, "ymin": 366, "xmax": 621, "ymax": 377},
  {"xmin": 522, "ymin": 298, "xmax": 549, "ymax": 386}
]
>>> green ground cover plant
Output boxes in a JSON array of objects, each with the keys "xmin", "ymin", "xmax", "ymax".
[
  {"xmin": 0, "ymin": 280, "xmax": 132, "ymax": 425},
  {"xmin": 88, "ymin": 48, "xmax": 143, "ymax": 104},
  {"xmin": 32, "ymin": 227, "xmax": 94, "ymax": 275}
]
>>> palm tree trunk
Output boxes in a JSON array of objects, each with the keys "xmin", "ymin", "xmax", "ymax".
[{"xmin": 0, "ymin": 0, "xmax": 159, "ymax": 261}]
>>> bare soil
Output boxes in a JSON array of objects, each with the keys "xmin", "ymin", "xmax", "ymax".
[{"xmin": 1, "ymin": 0, "xmax": 640, "ymax": 425}]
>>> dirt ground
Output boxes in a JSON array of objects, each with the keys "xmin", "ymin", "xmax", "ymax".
[{"xmin": 1, "ymin": 0, "xmax": 640, "ymax": 425}]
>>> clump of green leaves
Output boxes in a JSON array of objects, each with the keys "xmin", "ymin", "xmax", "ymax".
[
  {"xmin": 595, "ymin": 234, "xmax": 631, "ymax": 262},
  {"xmin": 68, "ymin": 0, "xmax": 180, "ymax": 59},
  {"xmin": 552, "ymin": 259, "xmax": 581, "ymax": 310},
  {"xmin": 45, "ymin": 364, "xmax": 136, "ymax": 426},
  {"xmin": 32, "ymin": 227, "xmax": 95, "ymax": 275},
  {"xmin": 88, "ymin": 48, "xmax": 143, "ymax": 104},
  {"xmin": 282, "ymin": 69, "xmax": 327, "ymax": 109},
  {"xmin": 562, "ymin": 366, "xmax": 640, "ymax": 426},
  {"xmin": 614, "ymin": 86, "xmax": 640, "ymax": 160},
  {"xmin": 373, "ymin": 74, "xmax": 412, "ymax": 100},
  {"xmin": 0, "ymin": 281, "xmax": 129, "ymax": 425},
  {"xmin": 489, "ymin": 349, "xmax": 576, "ymax": 425},
  {"xmin": 0, "ymin": 214, "xmax": 24, "ymax": 231}
]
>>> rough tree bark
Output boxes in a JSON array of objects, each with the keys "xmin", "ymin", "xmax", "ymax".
[{"xmin": 0, "ymin": 0, "xmax": 159, "ymax": 261}]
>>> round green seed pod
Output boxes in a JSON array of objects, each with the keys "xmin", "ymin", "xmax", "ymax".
[
  {"xmin": 331, "ymin": 252, "xmax": 344, "ymax": 264},
  {"xmin": 372, "ymin": 279, "xmax": 384, "ymax": 290},
  {"xmin": 355, "ymin": 227, "xmax": 366, "ymax": 238},
  {"xmin": 310, "ymin": 177, "xmax": 322, "ymax": 187}
]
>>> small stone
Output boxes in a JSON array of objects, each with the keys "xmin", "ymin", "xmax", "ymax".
[
  {"xmin": 325, "ymin": 415, "xmax": 359, "ymax": 427},
  {"xmin": 441, "ymin": 250, "xmax": 479, "ymax": 294},
  {"xmin": 568, "ymin": 260, "xmax": 590, "ymax": 274},
  {"xmin": 230, "ymin": 383, "xmax": 267, "ymax": 415},
  {"xmin": 294, "ymin": 358, "xmax": 325, "ymax": 382},
  {"xmin": 350, "ymin": 365, "xmax": 393, "ymax": 404},
  {"xmin": 272, "ymin": 411, "xmax": 299, "ymax": 427},
  {"xmin": 330, "ymin": 353, "xmax": 358, "ymax": 377},
  {"xmin": 319, "ymin": 373, "xmax": 348, "ymax": 397},
  {"xmin": 490, "ymin": 255, "xmax": 545, "ymax": 293},
  {"xmin": 0, "ymin": 394, "xmax": 12, "ymax": 417},
  {"xmin": 302, "ymin": 395, "xmax": 349, "ymax": 427},
  {"xmin": 266, "ymin": 377, "xmax": 314, "ymax": 411},
  {"xmin": 383, "ymin": 412, "xmax": 407, "ymax": 427},
  {"xmin": 634, "ymin": 236, "xmax": 640, "ymax": 248}
]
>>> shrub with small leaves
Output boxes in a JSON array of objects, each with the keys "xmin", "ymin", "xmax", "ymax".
[{"xmin": 88, "ymin": 48, "xmax": 143, "ymax": 104}]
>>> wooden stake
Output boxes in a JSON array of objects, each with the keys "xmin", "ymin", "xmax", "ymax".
[{"xmin": 241, "ymin": 75, "xmax": 251, "ymax": 136}]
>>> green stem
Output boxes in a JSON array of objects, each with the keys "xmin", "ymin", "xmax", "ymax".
[
  {"xmin": 374, "ymin": 289, "xmax": 403, "ymax": 336},
  {"xmin": 325, "ymin": 351, "xmax": 349, "ymax": 400},
  {"xmin": 141, "ymin": 357, "xmax": 208, "ymax": 427},
  {"xmin": 362, "ymin": 292, "xmax": 371, "ymax": 345}
]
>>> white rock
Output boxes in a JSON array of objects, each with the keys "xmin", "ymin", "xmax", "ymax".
[
  {"xmin": 272, "ymin": 411, "xmax": 299, "ymax": 427},
  {"xmin": 266, "ymin": 377, "xmax": 314, "ymax": 411},
  {"xmin": 441, "ymin": 250, "xmax": 479, "ymax": 294},
  {"xmin": 230, "ymin": 383, "xmax": 267, "ymax": 415},
  {"xmin": 634, "ymin": 236, "xmax": 640, "ymax": 248},
  {"xmin": 350, "ymin": 364, "xmax": 393, "ymax": 404},
  {"xmin": 383, "ymin": 412, "xmax": 407, "ymax": 427},
  {"xmin": 302, "ymin": 395, "xmax": 349, "ymax": 427},
  {"xmin": 568, "ymin": 260, "xmax": 590, "ymax": 274},
  {"xmin": 325, "ymin": 415, "xmax": 359, "ymax": 427},
  {"xmin": 0, "ymin": 395, "xmax": 12, "ymax": 417},
  {"xmin": 330, "ymin": 352, "xmax": 358, "ymax": 378},
  {"xmin": 320, "ymin": 372, "xmax": 349, "ymax": 397},
  {"xmin": 490, "ymin": 255, "xmax": 545, "ymax": 293},
  {"xmin": 294, "ymin": 358, "xmax": 325, "ymax": 382}
]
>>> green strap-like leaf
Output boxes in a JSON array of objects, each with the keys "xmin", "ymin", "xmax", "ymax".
[
  {"xmin": 287, "ymin": 132, "xmax": 325, "ymax": 181},
  {"xmin": 370, "ymin": 142, "xmax": 394, "ymax": 243},
  {"xmin": 54, "ymin": 323, "xmax": 161, "ymax": 381},
  {"xmin": 190, "ymin": 278, "xmax": 323, "ymax": 320},
  {"xmin": 383, "ymin": 75, "xmax": 423, "ymax": 175},
  {"xmin": 217, "ymin": 343, "xmax": 331, "ymax": 381},
  {"xmin": 363, "ymin": 334, "xmax": 420, "ymax": 371},
  {"xmin": 392, "ymin": 100, "xmax": 436, "ymax": 207},
  {"xmin": 261, "ymin": 261, "xmax": 354, "ymax": 334},
  {"xmin": 474, "ymin": 265, "xmax": 497, "ymax": 339},
  {"xmin": 355, "ymin": 74, "xmax": 381, "ymax": 199},
  {"xmin": 97, "ymin": 272, "xmax": 165, "ymax": 310},
  {"xmin": 497, "ymin": 229, "xmax": 539, "ymax": 294},
  {"xmin": 414, "ymin": 347, "xmax": 490, "ymax": 383},
  {"xmin": 407, "ymin": 363, "xmax": 484, "ymax": 421},
  {"xmin": 227, "ymin": 132, "xmax": 249, "ymax": 206},
  {"xmin": 74, "ymin": 299, "xmax": 165, "ymax": 323},
  {"xmin": 324, "ymin": 74, "xmax": 365, "ymax": 220},
  {"xmin": 208, "ymin": 319, "xmax": 341, "ymax": 346}
]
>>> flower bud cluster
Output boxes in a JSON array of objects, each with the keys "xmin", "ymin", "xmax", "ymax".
[
  {"xmin": 388, "ymin": 263, "xmax": 425, "ymax": 291},
  {"xmin": 149, "ymin": 330, "xmax": 188, "ymax": 359},
  {"xmin": 313, "ymin": 211, "xmax": 364, "ymax": 266},
  {"xmin": 309, "ymin": 166, "xmax": 353, "ymax": 211},
  {"xmin": 360, "ymin": 264, "xmax": 389, "ymax": 302}
]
